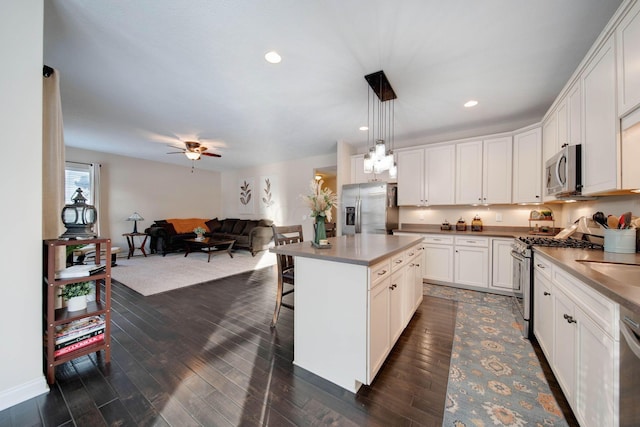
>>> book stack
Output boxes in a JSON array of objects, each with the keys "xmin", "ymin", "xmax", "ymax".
[
  {"xmin": 53, "ymin": 316, "xmax": 105, "ymax": 357},
  {"xmin": 55, "ymin": 264, "xmax": 106, "ymax": 279}
]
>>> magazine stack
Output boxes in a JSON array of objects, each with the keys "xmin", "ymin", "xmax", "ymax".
[{"xmin": 53, "ymin": 316, "xmax": 105, "ymax": 357}]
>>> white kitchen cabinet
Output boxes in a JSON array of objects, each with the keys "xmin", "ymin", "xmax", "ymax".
[
  {"xmin": 455, "ymin": 140, "xmax": 483, "ymax": 204},
  {"xmin": 403, "ymin": 245, "xmax": 423, "ymax": 319},
  {"xmin": 483, "ymin": 137, "xmax": 512, "ymax": 204},
  {"xmin": 552, "ymin": 286, "xmax": 577, "ymax": 405},
  {"xmin": 454, "ymin": 236, "xmax": 489, "ymax": 288},
  {"xmin": 568, "ymin": 81, "xmax": 582, "ymax": 146},
  {"xmin": 542, "ymin": 110, "xmax": 559, "ymax": 164},
  {"xmin": 423, "ymin": 235, "xmax": 455, "ymax": 283},
  {"xmin": 617, "ymin": 0, "xmax": 640, "ymax": 116},
  {"xmin": 557, "ymin": 98, "xmax": 569, "ymax": 149},
  {"xmin": 533, "ymin": 268, "xmax": 554, "ymax": 361},
  {"xmin": 389, "ymin": 269, "xmax": 404, "ymax": 343},
  {"xmin": 582, "ymin": 35, "xmax": 619, "ymax": 195},
  {"xmin": 512, "ymin": 127, "xmax": 542, "ymax": 204},
  {"xmin": 489, "ymin": 238, "xmax": 515, "ymax": 292},
  {"xmin": 397, "ymin": 145, "xmax": 454, "ymax": 206},
  {"xmin": 368, "ymin": 274, "xmax": 391, "ymax": 380}
]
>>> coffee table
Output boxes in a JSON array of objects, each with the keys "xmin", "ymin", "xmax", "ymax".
[{"xmin": 184, "ymin": 238, "xmax": 235, "ymax": 262}]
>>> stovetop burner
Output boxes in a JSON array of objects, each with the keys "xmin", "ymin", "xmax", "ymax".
[{"xmin": 517, "ymin": 236, "xmax": 604, "ymax": 250}]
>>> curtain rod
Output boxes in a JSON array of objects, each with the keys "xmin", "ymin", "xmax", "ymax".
[{"xmin": 43, "ymin": 65, "xmax": 54, "ymax": 77}]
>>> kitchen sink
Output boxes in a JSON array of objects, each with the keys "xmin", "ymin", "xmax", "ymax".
[{"xmin": 575, "ymin": 260, "xmax": 640, "ymax": 278}]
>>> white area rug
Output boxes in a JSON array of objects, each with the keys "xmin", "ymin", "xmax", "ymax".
[{"xmin": 111, "ymin": 250, "xmax": 276, "ymax": 296}]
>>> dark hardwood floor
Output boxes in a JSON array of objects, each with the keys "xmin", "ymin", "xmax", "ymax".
[{"xmin": 1, "ymin": 267, "xmax": 458, "ymax": 427}]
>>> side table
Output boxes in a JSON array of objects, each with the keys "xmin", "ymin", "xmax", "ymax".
[{"xmin": 123, "ymin": 232, "xmax": 148, "ymax": 259}]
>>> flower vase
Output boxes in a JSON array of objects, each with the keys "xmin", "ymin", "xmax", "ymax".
[
  {"xmin": 195, "ymin": 234, "xmax": 204, "ymax": 241},
  {"xmin": 315, "ymin": 218, "xmax": 326, "ymax": 244}
]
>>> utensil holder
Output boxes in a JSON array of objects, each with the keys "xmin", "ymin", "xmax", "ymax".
[{"xmin": 603, "ymin": 229, "xmax": 637, "ymax": 253}]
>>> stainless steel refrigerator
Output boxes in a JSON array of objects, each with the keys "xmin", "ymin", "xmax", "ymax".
[{"xmin": 342, "ymin": 182, "xmax": 399, "ymax": 235}]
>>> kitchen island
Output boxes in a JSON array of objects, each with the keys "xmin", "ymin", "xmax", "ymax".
[{"xmin": 270, "ymin": 234, "xmax": 424, "ymax": 393}]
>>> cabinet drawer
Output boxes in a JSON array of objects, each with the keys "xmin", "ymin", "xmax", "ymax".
[
  {"xmin": 423, "ymin": 235, "xmax": 454, "ymax": 245},
  {"xmin": 533, "ymin": 254, "xmax": 553, "ymax": 279},
  {"xmin": 454, "ymin": 236, "xmax": 489, "ymax": 247},
  {"xmin": 370, "ymin": 259, "xmax": 391, "ymax": 289},
  {"xmin": 391, "ymin": 252, "xmax": 405, "ymax": 272},
  {"xmin": 552, "ymin": 267, "xmax": 617, "ymax": 337},
  {"xmin": 405, "ymin": 244, "xmax": 420, "ymax": 261}
]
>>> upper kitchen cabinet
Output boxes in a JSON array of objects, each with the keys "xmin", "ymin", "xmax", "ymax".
[
  {"xmin": 456, "ymin": 138, "xmax": 512, "ymax": 205},
  {"xmin": 397, "ymin": 144, "xmax": 454, "ymax": 206},
  {"xmin": 483, "ymin": 137, "xmax": 512, "ymax": 204},
  {"xmin": 512, "ymin": 127, "xmax": 542, "ymax": 204},
  {"xmin": 617, "ymin": 0, "xmax": 640, "ymax": 117},
  {"xmin": 581, "ymin": 35, "xmax": 619, "ymax": 195}
]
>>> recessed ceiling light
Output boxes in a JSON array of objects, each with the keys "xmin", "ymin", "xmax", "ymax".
[
  {"xmin": 359, "ymin": 126, "xmax": 368, "ymax": 131},
  {"xmin": 464, "ymin": 100, "xmax": 478, "ymax": 108},
  {"xmin": 264, "ymin": 51, "xmax": 281, "ymax": 64}
]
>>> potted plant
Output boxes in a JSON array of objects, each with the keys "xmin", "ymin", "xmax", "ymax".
[
  {"xmin": 60, "ymin": 281, "xmax": 92, "ymax": 312},
  {"xmin": 193, "ymin": 226, "xmax": 206, "ymax": 240}
]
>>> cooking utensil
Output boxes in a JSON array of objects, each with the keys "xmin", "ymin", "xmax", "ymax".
[
  {"xmin": 621, "ymin": 211, "xmax": 632, "ymax": 229},
  {"xmin": 592, "ymin": 211, "xmax": 607, "ymax": 228},
  {"xmin": 608, "ymin": 215, "xmax": 620, "ymax": 229}
]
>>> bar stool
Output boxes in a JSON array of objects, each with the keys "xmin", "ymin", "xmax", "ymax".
[{"xmin": 271, "ymin": 224, "xmax": 303, "ymax": 327}]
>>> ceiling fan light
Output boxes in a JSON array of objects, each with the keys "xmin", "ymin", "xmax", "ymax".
[{"xmin": 185, "ymin": 151, "xmax": 200, "ymax": 160}]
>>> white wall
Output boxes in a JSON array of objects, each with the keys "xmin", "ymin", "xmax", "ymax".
[
  {"xmin": 66, "ymin": 147, "xmax": 222, "ymax": 250},
  {"xmin": 561, "ymin": 194, "xmax": 640, "ymax": 227},
  {"xmin": 221, "ymin": 153, "xmax": 336, "ymax": 240},
  {"xmin": 0, "ymin": 0, "xmax": 49, "ymax": 410}
]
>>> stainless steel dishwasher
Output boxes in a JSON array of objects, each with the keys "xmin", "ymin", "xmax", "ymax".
[{"xmin": 619, "ymin": 305, "xmax": 640, "ymax": 427}]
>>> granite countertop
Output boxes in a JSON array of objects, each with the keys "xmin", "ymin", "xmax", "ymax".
[
  {"xmin": 534, "ymin": 246, "xmax": 640, "ymax": 314},
  {"xmin": 270, "ymin": 234, "xmax": 423, "ymax": 266}
]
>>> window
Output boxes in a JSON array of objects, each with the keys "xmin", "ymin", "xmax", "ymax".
[{"xmin": 65, "ymin": 162, "xmax": 92, "ymax": 204}]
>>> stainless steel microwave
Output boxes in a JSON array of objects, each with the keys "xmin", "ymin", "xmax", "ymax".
[{"xmin": 545, "ymin": 144, "xmax": 582, "ymax": 196}]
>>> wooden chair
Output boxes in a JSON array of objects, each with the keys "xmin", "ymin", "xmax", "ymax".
[
  {"xmin": 271, "ymin": 224, "xmax": 304, "ymax": 327},
  {"xmin": 325, "ymin": 222, "xmax": 336, "ymax": 237}
]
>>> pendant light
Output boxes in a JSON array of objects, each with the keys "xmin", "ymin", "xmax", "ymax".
[{"xmin": 363, "ymin": 70, "xmax": 397, "ymax": 178}]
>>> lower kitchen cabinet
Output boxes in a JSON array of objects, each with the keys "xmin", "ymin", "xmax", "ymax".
[
  {"xmin": 490, "ymin": 238, "xmax": 515, "ymax": 292},
  {"xmin": 423, "ymin": 235, "xmax": 455, "ymax": 283},
  {"xmin": 389, "ymin": 269, "xmax": 405, "ymax": 343},
  {"xmin": 534, "ymin": 252, "xmax": 619, "ymax": 427},
  {"xmin": 369, "ymin": 273, "xmax": 391, "ymax": 380},
  {"xmin": 454, "ymin": 236, "xmax": 489, "ymax": 288}
]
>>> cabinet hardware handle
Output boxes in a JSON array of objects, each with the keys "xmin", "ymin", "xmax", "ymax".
[
  {"xmin": 408, "ymin": 252, "xmax": 414, "ymax": 256},
  {"xmin": 416, "ymin": 263, "xmax": 420, "ymax": 267},
  {"xmin": 389, "ymin": 284, "xmax": 397, "ymax": 290},
  {"xmin": 409, "ymin": 263, "xmax": 415, "ymax": 267},
  {"xmin": 535, "ymin": 195, "xmax": 540, "ymax": 198},
  {"xmin": 378, "ymin": 270, "xmax": 387, "ymax": 276},
  {"xmin": 434, "ymin": 238, "xmax": 441, "ymax": 241},
  {"xmin": 395, "ymin": 260, "xmax": 403, "ymax": 264},
  {"xmin": 544, "ymin": 291, "xmax": 551, "ymax": 296},
  {"xmin": 536, "ymin": 264, "xmax": 545, "ymax": 269},
  {"xmin": 563, "ymin": 314, "xmax": 577, "ymax": 324},
  {"xmin": 466, "ymin": 240, "xmax": 475, "ymax": 243}
]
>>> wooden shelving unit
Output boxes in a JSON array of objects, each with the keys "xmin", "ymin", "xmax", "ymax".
[
  {"xmin": 528, "ymin": 218, "xmax": 556, "ymax": 235},
  {"xmin": 42, "ymin": 238, "xmax": 112, "ymax": 384}
]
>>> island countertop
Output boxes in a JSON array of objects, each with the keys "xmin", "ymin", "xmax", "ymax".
[{"xmin": 270, "ymin": 234, "xmax": 424, "ymax": 266}]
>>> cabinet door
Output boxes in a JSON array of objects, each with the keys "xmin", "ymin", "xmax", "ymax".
[
  {"xmin": 552, "ymin": 287, "xmax": 576, "ymax": 406},
  {"xmin": 351, "ymin": 155, "xmax": 367, "ymax": 184},
  {"xmin": 425, "ymin": 144, "xmax": 455, "ymax": 205},
  {"xmin": 397, "ymin": 149, "xmax": 425, "ymax": 205},
  {"xmin": 617, "ymin": 0, "xmax": 640, "ymax": 116},
  {"xmin": 568, "ymin": 81, "xmax": 582, "ymax": 146},
  {"xmin": 423, "ymin": 244, "xmax": 454, "ymax": 283},
  {"xmin": 533, "ymin": 270, "xmax": 554, "ymax": 360},
  {"xmin": 557, "ymin": 98, "xmax": 569, "ymax": 148},
  {"xmin": 575, "ymin": 306, "xmax": 616, "ymax": 427},
  {"xmin": 455, "ymin": 140, "xmax": 483, "ymax": 204},
  {"xmin": 582, "ymin": 35, "xmax": 618, "ymax": 195},
  {"xmin": 389, "ymin": 269, "xmax": 404, "ymax": 343},
  {"xmin": 542, "ymin": 114, "xmax": 558, "ymax": 202},
  {"xmin": 368, "ymin": 278, "xmax": 390, "ymax": 380},
  {"xmin": 454, "ymin": 246, "xmax": 489, "ymax": 288},
  {"xmin": 512, "ymin": 128, "xmax": 542, "ymax": 203},
  {"xmin": 490, "ymin": 239, "xmax": 514, "ymax": 291},
  {"xmin": 483, "ymin": 137, "xmax": 512, "ymax": 204}
]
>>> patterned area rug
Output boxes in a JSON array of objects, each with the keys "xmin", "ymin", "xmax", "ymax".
[{"xmin": 424, "ymin": 284, "xmax": 568, "ymax": 427}]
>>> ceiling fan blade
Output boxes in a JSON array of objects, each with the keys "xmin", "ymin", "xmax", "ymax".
[
  {"xmin": 166, "ymin": 151, "xmax": 185, "ymax": 154},
  {"xmin": 201, "ymin": 152, "xmax": 221, "ymax": 157}
]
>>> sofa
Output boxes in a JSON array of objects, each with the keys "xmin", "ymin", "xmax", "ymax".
[{"xmin": 145, "ymin": 218, "xmax": 274, "ymax": 256}]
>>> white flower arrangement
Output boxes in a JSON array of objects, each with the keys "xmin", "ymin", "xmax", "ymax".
[
  {"xmin": 302, "ymin": 179, "xmax": 337, "ymax": 222},
  {"xmin": 193, "ymin": 226, "xmax": 206, "ymax": 235}
]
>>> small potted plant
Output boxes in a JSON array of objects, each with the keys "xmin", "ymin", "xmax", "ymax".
[
  {"xmin": 60, "ymin": 281, "xmax": 93, "ymax": 312},
  {"xmin": 193, "ymin": 226, "xmax": 206, "ymax": 240}
]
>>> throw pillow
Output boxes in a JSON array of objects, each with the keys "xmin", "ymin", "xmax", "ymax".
[
  {"xmin": 220, "ymin": 219, "xmax": 238, "ymax": 234},
  {"xmin": 241, "ymin": 220, "xmax": 259, "ymax": 236},
  {"xmin": 231, "ymin": 220, "xmax": 247, "ymax": 235},
  {"xmin": 157, "ymin": 222, "xmax": 177, "ymax": 236},
  {"xmin": 257, "ymin": 219, "xmax": 273, "ymax": 227},
  {"xmin": 206, "ymin": 218, "xmax": 222, "ymax": 232}
]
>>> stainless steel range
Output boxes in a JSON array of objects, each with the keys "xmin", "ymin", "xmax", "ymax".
[{"xmin": 510, "ymin": 236, "xmax": 603, "ymax": 338}]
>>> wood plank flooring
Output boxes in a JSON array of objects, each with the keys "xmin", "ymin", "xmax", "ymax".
[{"xmin": 0, "ymin": 267, "xmax": 458, "ymax": 427}]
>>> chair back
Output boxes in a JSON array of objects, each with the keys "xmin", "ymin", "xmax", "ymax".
[
  {"xmin": 272, "ymin": 225, "xmax": 304, "ymax": 273},
  {"xmin": 325, "ymin": 222, "xmax": 336, "ymax": 237}
]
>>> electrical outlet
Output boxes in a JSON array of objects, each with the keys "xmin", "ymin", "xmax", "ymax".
[{"xmin": 496, "ymin": 213, "xmax": 503, "ymax": 222}]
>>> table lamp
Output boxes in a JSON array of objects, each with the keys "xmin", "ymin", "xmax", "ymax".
[{"xmin": 126, "ymin": 212, "xmax": 144, "ymax": 233}]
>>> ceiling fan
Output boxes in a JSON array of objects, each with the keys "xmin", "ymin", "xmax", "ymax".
[{"xmin": 166, "ymin": 141, "xmax": 221, "ymax": 161}]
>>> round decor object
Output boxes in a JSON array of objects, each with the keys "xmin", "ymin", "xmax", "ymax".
[
  {"xmin": 67, "ymin": 295, "xmax": 87, "ymax": 312},
  {"xmin": 530, "ymin": 210, "xmax": 541, "ymax": 220}
]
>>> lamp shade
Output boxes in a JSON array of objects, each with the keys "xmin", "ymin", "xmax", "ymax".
[
  {"xmin": 185, "ymin": 151, "xmax": 200, "ymax": 160},
  {"xmin": 126, "ymin": 212, "xmax": 144, "ymax": 233}
]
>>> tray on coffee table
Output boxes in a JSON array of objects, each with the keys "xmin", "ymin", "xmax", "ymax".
[{"xmin": 184, "ymin": 238, "xmax": 235, "ymax": 262}]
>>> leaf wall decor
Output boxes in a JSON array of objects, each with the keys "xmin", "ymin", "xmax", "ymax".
[
  {"xmin": 240, "ymin": 180, "xmax": 252, "ymax": 205},
  {"xmin": 262, "ymin": 178, "xmax": 274, "ymax": 207}
]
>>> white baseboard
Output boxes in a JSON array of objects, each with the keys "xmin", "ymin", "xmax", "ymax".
[{"xmin": 0, "ymin": 376, "xmax": 49, "ymax": 411}]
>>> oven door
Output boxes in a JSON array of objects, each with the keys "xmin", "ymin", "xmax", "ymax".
[{"xmin": 510, "ymin": 250, "xmax": 531, "ymax": 338}]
